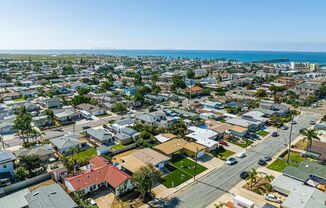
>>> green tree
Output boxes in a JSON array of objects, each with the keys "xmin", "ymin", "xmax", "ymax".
[
  {"xmin": 71, "ymin": 190, "xmax": 96, "ymax": 208},
  {"xmin": 152, "ymin": 85, "xmax": 161, "ymax": 95},
  {"xmin": 100, "ymin": 80, "xmax": 113, "ymax": 91},
  {"xmin": 171, "ymin": 75, "xmax": 186, "ymax": 90},
  {"xmin": 132, "ymin": 164, "xmax": 161, "ymax": 201},
  {"xmin": 170, "ymin": 120, "xmax": 187, "ymax": 138},
  {"xmin": 14, "ymin": 107, "xmax": 32, "ymax": 144},
  {"xmin": 77, "ymin": 87, "xmax": 91, "ymax": 95},
  {"xmin": 111, "ymin": 102, "xmax": 128, "ymax": 113},
  {"xmin": 214, "ymin": 202, "xmax": 226, "ymax": 208},
  {"xmin": 247, "ymin": 168, "xmax": 259, "ymax": 188},
  {"xmin": 256, "ymin": 89, "xmax": 267, "ymax": 98},
  {"xmin": 19, "ymin": 154, "xmax": 43, "ymax": 176},
  {"xmin": 300, "ymin": 128, "xmax": 320, "ymax": 156},
  {"xmin": 133, "ymin": 91, "xmax": 145, "ymax": 106},
  {"xmin": 14, "ymin": 166, "xmax": 29, "ymax": 181},
  {"xmin": 134, "ymin": 73, "xmax": 142, "ymax": 86},
  {"xmin": 61, "ymin": 65, "xmax": 75, "ymax": 75},
  {"xmin": 186, "ymin": 69, "xmax": 195, "ymax": 79}
]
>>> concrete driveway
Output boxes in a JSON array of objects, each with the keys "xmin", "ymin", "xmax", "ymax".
[{"xmin": 93, "ymin": 189, "xmax": 115, "ymax": 208}]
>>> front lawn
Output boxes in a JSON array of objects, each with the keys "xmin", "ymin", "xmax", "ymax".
[
  {"xmin": 211, "ymin": 147, "xmax": 235, "ymax": 160},
  {"xmin": 257, "ymin": 130, "xmax": 269, "ymax": 137},
  {"xmin": 267, "ymin": 152, "xmax": 305, "ymax": 172},
  {"xmin": 161, "ymin": 157, "xmax": 207, "ymax": 188},
  {"xmin": 267, "ymin": 159, "xmax": 288, "ymax": 172},
  {"xmin": 161, "ymin": 169, "xmax": 192, "ymax": 188},
  {"xmin": 170, "ymin": 158, "xmax": 207, "ymax": 176},
  {"xmin": 229, "ymin": 139, "xmax": 253, "ymax": 148}
]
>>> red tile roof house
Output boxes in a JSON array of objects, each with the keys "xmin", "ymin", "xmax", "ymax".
[
  {"xmin": 186, "ymin": 86, "xmax": 203, "ymax": 97},
  {"xmin": 64, "ymin": 156, "xmax": 133, "ymax": 196}
]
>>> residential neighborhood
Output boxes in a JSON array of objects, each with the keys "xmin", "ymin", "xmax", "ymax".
[{"xmin": 0, "ymin": 53, "xmax": 325, "ymax": 208}]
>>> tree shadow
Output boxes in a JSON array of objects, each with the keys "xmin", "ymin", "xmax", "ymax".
[{"xmin": 148, "ymin": 197, "xmax": 181, "ymax": 208}]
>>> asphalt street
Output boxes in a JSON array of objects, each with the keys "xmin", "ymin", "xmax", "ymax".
[
  {"xmin": 3, "ymin": 115, "xmax": 122, "ymax": 147},
  {"xmin": 168, "ymin": 112, "xmax": 321, "ymax": 208}
]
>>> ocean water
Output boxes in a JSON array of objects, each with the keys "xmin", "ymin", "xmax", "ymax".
[{"xmin": 1, "ymin": 49, "xmax": 326, "ymax": 64}]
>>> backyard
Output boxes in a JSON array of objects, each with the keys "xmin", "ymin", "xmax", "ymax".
[
  {"xmin": 161, "ymin": 157, "xmax": 207, "ymax": 188},
  {"xmin": 68, "ymin": 147, "xmax": 96, "ymax": 161}
]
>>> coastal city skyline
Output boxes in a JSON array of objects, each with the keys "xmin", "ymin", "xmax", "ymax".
[{"xmin": 1, "ymin": 0, "xmax": 326, "ymax": 51}]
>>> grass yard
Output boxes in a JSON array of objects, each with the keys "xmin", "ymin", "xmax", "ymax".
[
  {"xmin": 229, "ymin": 139, "xmax": 253, "ymax": 148},
  {"xmin": 161, "ymin": 169, "xmax": 192, "ymax": 188},
  {"xmin": 211, "ymin": 148, "xmax": 235, "ymax": 160},
  {"xmin": 267, "ymin": 159, "xmax": 288, "ymax": 172},
  {"xmin": 68, "ymin": 148, "xmax": 96, "ymax": 160},
  {"xmin": 111, "ymin": 144, "xmax": 127, "ymax": 151},
  {"xmin": 257, "ymin": 130, "xmax": 269, "ymax": 137},
  {"xmin": 162, "ymin": 157, "xmax": 207, "ymax": 188},
  {"xmin": 267, "ymin": 152, "xmax": 305, "ymax": 172},
  {"xmin": 13, "ymin": 97, "xmax": 25, "ymax": 101},
  {"xmin": 171, "ymin": 158, "xmax": 207, "ymax": 176}
]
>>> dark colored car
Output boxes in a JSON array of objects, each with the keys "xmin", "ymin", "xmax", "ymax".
[
  {"xmin": 82, "ymin": 126, "xmax": 91, "ymax": 130},
  {"xmin": 258, "ymin": 159, "xmax": 267, "ymax": 166},
  {"xmin": 219, "ymin": 140, "xmax": 229, "ymax": 146},
  {"xmin": 272, "ymin": 132, "xmax": 278, "ymax": 137},
  {"xmin": 240, "ymin": 171, "xmax": 249, "ymax": 179}
]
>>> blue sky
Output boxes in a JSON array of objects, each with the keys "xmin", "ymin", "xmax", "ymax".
[{"xmin": 0, "ymin": 0, "xmax": 326, "ymax": 51}]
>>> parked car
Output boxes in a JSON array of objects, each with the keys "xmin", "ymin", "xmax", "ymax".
[
  {"xmin": 309, "ymin": 120, "xmax": 316, "ymax": 125},
  {"xmin": 237, "ymin": 152, "xmax": 246, "ymax": 158},
  {"xmin": 226, "ymin": 157, "xmax": 237, "ymax": 165},
  {"xmin": 240, "ymin": 171, "xmax": 249, "ymax": 179},
  {"xmin": 272, "ymin": 132, "xmax": 278, "ymax": 137},
  {"xmin": 258, "ymin": 159, "xmax": 267, "ymax": 166},
  {"xmin": 87, "ymin": 198, "xmax": 97, "ymax": 206},
  {"xmin": 281, "ymin": 125, "xmax": 288, "ymax": 130},
  {"xmin": 82, "ymin": 126, "xmax": 91, "ymax": 130},
  {"xmin": 264, "ymin": 194, "xmax": 281, "ymax": 203},
  {"xmin": 291, "ymin": 120, "xmax": 297, "ymax": 124},
  {"xmin": 219, "ymin": 140, "xmax": 228, "ymax": 146},
  {"xmin": 264, "ymin": 156, "xmax": 272, "ymax": 161}
]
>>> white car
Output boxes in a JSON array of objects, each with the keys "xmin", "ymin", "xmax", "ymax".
[
  {"xmin": 264, "ymin": 194, "xmax": 281, "ymax": 203},
  {"xmin": 236, "ymin": 152, "xmax": 246, "ymax": 158},
  {"xmin": 87, "ymin": 198, "xmax": 97, "ymax": 206},
  {"xmin": 226, "ymin": 157, "xmax": 237, "ymax": 165}
]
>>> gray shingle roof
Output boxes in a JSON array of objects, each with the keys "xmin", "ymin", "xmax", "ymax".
[
  {"xmin": 0, "ymin": 151, "xmax": 16, "ymax": 164},
  {"xmin": 25, "ymin": 183, "xmax": 77, "ymax": 208},
  {"xmin": 86, "ymin": 128, "xmax": 112, "ymax": 142},
  {"xmin": 50, "ymin": 134, "xmax": 81, "ymax": 150}
]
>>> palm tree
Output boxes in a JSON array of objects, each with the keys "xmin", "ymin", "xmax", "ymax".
[
  {"xmin": 214, "ymin": 201, "xmax": 226, "ymax": 208},
  {"xmin": 247, "ymin": 168, "xmax": 259, "ymax": 188},
  {"xmin": 300, "ymin": 128, "xmax": 320, "ymax": 157},
  {"xmin": 0, "ymin": 135, "xmax": 5, "ymax": 150}
]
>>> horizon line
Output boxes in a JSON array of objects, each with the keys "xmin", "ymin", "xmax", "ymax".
[{"xmin": 0, "ymin": 48, "xmax": 326, "ymax": 53}]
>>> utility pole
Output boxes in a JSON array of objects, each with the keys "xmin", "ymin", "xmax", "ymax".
[
  {"xmin": 287, "ymin": 115, "xmax": 294, "ymax": 164},
  {"xmin": 194, "ymin": 148, "xmax": 198, "ymax": 180}
]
